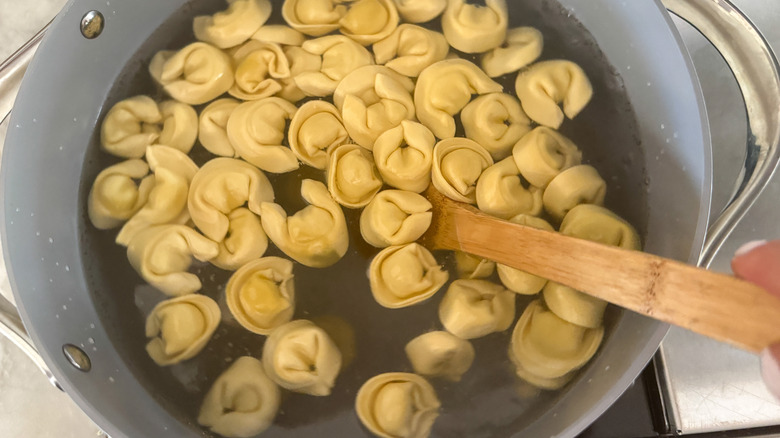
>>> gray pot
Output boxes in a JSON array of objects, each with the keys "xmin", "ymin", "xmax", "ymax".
[{"xmin": 0, "ymin": 0, "xmax": 778, "ymax": 437}]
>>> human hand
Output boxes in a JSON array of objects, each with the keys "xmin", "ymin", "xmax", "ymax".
[{"xmin": 731, "ymin": 240, "xmax": 780, "ymax": 400}]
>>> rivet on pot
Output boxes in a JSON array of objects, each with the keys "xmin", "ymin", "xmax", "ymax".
[
  {"xmin": 63, "ymin": 344, "xmax": 92, "ymax": 372},
  {"xmin": 80, "ymin": 11, "xmax": 104, "ymax": 39}
]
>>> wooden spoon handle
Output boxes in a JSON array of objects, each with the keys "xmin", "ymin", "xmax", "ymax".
[{"xmin": 448, "ymin": 208, "xmax": 780, "ymax": 353}]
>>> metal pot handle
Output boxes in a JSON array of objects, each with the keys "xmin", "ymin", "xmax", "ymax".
[{"xmin": 662, "ymin": 0, "xmax": 780, "ymax": 268}]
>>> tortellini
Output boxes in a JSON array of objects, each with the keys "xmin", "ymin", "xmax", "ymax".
[
  {"xmin": 356, "ymin": 372, "xmax": 440, "ymax": 438},
  {"xmin": 280, "ymin": 46, "xmax": 322, "ymax": 102},
  {"xmin": 229, "ymin": 41, "xmax": 291, "ymax": 100},
  {"xmin": 149, "ymin": 42, "xmax": 234, "ymax": 105},
  {"xmin": 373, "ymin": 24, "xmax": 449, "ymax": 77},
  {"xmin": 282, "ymin": 0, "xmax": 347, "ymax": 36},
  {"xmin": 145, "ymin": 294, "xmax": 220, "ymax": 366},
  {"xmin": 226, "ymin": 257, "xmax": 294, "ymax": 334},
  {"xmin": 334, "ymin": 65, "xmax": 416, "ymax": 149},
  {"xmin": 405, "ymin": 331, "xmax": 474, "ymax": 381},
  {"xmin": 509, "ymin": 300, "xmax": 603, "ymax": 390},
  {"xmin": 415, "ymin": 59, "xmax": 503, "ymax": 139},
  {"xmin": 559, "ymin": 204, "xmax": 641, "ymax": 250},
  {"xmin": 226, "ymin": 97, "xmax": 299, "ymax": 173},
  {"xmin": 157, "ymin": 100, "xmax": 198, "ymax": 154},
  {"xmin": 496, "ymin": 215, "xmax": 553, "ymax": 295},
  {"xmin": 461, "ymin": 93, "xmax": 531, "ymax": 160},
  {"xmin": 260, "ymin": 179, "xmax": 349, "ymax": 268},
  {"xmin": 127, "ymin": 225, "xmax": 219, "ymax": 296},
  {"xmin": 369, "ymin": 243, "xmax": 448, "ymax": 308},
  {"xmin": 543, "ymin": 281, "xmax": 607, "ymax": 329},
  {"xmin": 288, "ymin": 100, "xmax": 349, "ymax": 169},
  {"xmin": 188, "ymin": 157, "xmax": 275, "ymax": 242},
  {"xmin": 441, "ymin": 0, "xmax": 508, "ymax": 53},
  {"xmin": 453, "ymin": 251, "xmax": 495, "ymax": 279},
  {"xmin": 373, "ymin": 121, "xmax": 435, "ymax": 193},
  {"xmin": 251, "ymin": 24, "xmax": 306, "ymax": 46},
  {"xmin": 338, "ymin": 0, "xmax": 399, "ymax": 45},
  {"xmin": 100, "ymin": 95, "xmax": 162, "ymax": 159},
  {"xmin": 262, "ymin": 319, "xmax": 342, "ymax": 395},
  {"xmin": 393, "ymin": 0, "xmax": 446, "ymax": 23},
  {"xmin": 88, "ymin": 159, "xmax": 153, "ymax": 229},
  {"xmin": 438, "ymin": 279, "xmax": 515, "ymax": 339},
  {"xmin": 360, "ymin": 190, "xmax": 432, "ymax": 247},
  {"xmin": 431, "ymin": 137, "xmax": 494, "ymax": 204},
  {"xmin": 327, "ymin": 144, "xmax": 383, "ymax": 208},
  {"xmin": 514, "ymin": 60, "xmax": 593, "ymax": 129},
  {"xmin": 116, "ymin": 145, "xmax": 199, "ymax": 246},
  {"xmin": 293, "ymin": 36, "xmax": 374, "ymax": 97},
  {"xmin": 212, "ymin": 208, "xmax": 268, "ymax": 270},
  {"xmin": 193, "ymin": 0, "xmax": 272, "ymax": 49},
  {"xmin": 198, "ymin": 356, "xmax": 280, "ymax": 438},
  {"xmin": 482, "ymin": 27, "xmax": 543, "ymax": 78},
  {"xmin": 543, "ymin": 165, "xmax": 606, "ymax": 221},
  {"xmin": 512, "ymin": 127, "xmax": 582, "ymax": 188},
  {"xmin": 475, "ymin": 157, "xmax": 543, "ymax": 219},
  {"xmin": 198, "ymin": 98, "xmax": 241, "ymax": 157}
]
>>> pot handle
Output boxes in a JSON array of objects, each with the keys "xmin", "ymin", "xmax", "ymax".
[{"xmin": 662, "ymin": 0, "xmax": 780, "ymax": 268}]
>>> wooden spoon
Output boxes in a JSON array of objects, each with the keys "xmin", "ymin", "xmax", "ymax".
[{"xmin": 420, "ymin": 186, "xmax": 780, "ymax": 353}]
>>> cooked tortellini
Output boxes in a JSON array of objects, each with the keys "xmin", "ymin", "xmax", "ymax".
[
  {"xmin": 226, "ymin": 257, "xmax": 295, "ymax": 334},
  {"xmin": 461, "ymin": 93, "xmax": 531, "ymax": 160},
  {"xmin": 543, "ymin": 165, "xmax": 606, "ymax": 221},
  {"xmin": 373, "ymin": 121, "xmax": 435, "ymax": 193},
  {"xmin": 212, "ymin": 208, "xmax": 268, "ymax": 270},
  {"xmin": 438, "ymin": 279, "xmax": 515, "ymax": 339},
  {"xmin": 251, "ymin": 24, "xmax": 306, "ymax": 46},
  {"xmin": 262, "ymin": 319, "xmax": 342, "ymax": 395},
  {"xmin": 149, "ymin": 42, "xmax": 234, "ymax": 105},
  {"xmin": 454, "ymin": 251, "xmax": 495, "ymax": 279},
  {"xmin": 415, "ymin": 59, "xmax": 503, "ymax": 139},
  {"xmin": 543, "ymin": 281, "xmax": 606, "ymax": 329},
  {"xmin": 338, "ymin": 0, "xmax": 399, "ymax": 45},
  {"xmin": 369, "ymin": 243, "xmax": 448, "ymax": 308},
  {"xmin": 393, "ymin": 0, "xmax": 446, "ymax": 23},
  {"xmin": 198, "ymin": 356, "xmax": 281, "ymax": 438},
  {"xmin": 157, "ymin": 100, "xmax": 198, "ymax": 154},
  {"xmin": 260, "ymin": 179, "xmax": 349, "ymax": 268},
  {"xmin": 198, "ymin": 98, "xmax": 241, "ymax": 157},
  {"xmin": 100, "ymin": 95, "xmax": 162, "ymax": 159},
  {"xmin": 496, "ymin": 215, "xmax": 553, "ymax": 295},
  {"xmin": 289, "ymin": 101, "xmax": 349, "ymax": 169},
  {"xmin": 327, "ymin": 144, "xmax": 384, "ymax": 208},
  {"xmin": 515, "ymin": 60, "xmax": 593, "ymax": 129},
  {"xmin": 373, "ymin": 24, "xmax": 449, "ymax": 77},
  {"xmin": 509, "ymin": 299, "xmax": 603, "ymax": 390},
  {"xmin": 282, "ymin": 0, "xmax": 347, "ymax": 36},
  {"xmin": 512, "ymin": 127, "xmax": 582, "ymax": 188},
  {"xmin": 188, "ymin": 157, "xmax": 275, "ymax": 242},
  {"xmin": 441, "ymin": 0, "xmax": 507, "ymax": 53},
  {"xmin": 475, "ymin": 157, "xmax": 543, "ymax": 219},
  {"xmin": 116, "ymin": 145, "xmax": 199, "ymax": 246},
  {"xmin": 405, "ymin": 331, "xmax": 474, "ymax": 381},
  {"xmin": 88, "ymin": 159, "xmax": 154, "ymax": 229},
  {"xmin": 559, "ymin": 204, "xmax": 641, "ymax": 250},
  {"xmin": 229, "ymin": 40, "xmax": 291, "ymax": 100},
  {"xmin": 431, "ymin": 137, "xmax": 494, "ymax": 204},
  {"xmin": 356, "ymin": 372, "xmax": 440, "ymax": 438},
  {"xmin": 293, "ymin": 35, "xmax": 374, "ymax": 97},
  {"xmin": 145, "ymin": 294, "xmax": 220, "ymax": 366},
  {"xmin": 481, "ymin": 27, "xmax": 543, "ymax": 77},
  {"xmin": 127, "ymin": 225, "xmax": 219, "ymax": 296},
  {"xmin": 360, "ymin": 190, "xmax": 432, "ymax": 247},
  {"xmin": 334, "ymin": 66, "xmax": 415, "ymax": 149},
  {"xmin": 226, "ymin": 97, "xmax": 299, "ymax": 173},
  {"xmin": 280, "ymin": 46, "xmax": 322, "ymax": 102},
  {"xmin": 193, "ymin": 0, "xmax": 272, "ymax": 49}
]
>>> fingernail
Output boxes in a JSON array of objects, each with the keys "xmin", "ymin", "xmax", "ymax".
[
  {"xmin": 760, "ymin": 347, "xmax": 780, "ymax": 400},
  {"xmin": 735, "ymin": 240, "xmax": 768, "ymax": 257}
]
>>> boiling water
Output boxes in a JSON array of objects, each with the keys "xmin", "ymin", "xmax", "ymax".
[{"xmin": 78, "ymin": 0, "xmax": 647, "ymax": 436}]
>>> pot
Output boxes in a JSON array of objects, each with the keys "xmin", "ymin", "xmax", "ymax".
[{"xmin": 0, "ymin": 0, "xmax": 778, "ymax": 437}]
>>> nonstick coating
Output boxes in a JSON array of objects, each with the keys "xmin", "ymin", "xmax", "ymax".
[{"xmin": 1, "ymin": 0, "xmax": 711, "ymax": 437}]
